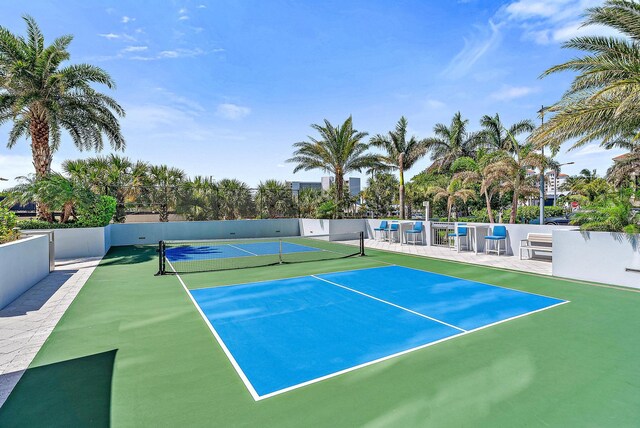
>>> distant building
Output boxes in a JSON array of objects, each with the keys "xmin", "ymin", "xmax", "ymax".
[{"xmin": 287, "ymin": 181, "xmax": 323, "ymax": 193}]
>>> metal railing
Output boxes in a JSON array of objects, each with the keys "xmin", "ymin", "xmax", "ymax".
[{"xmin": 430, "ymin": 222, "xmax": 454, "ymax": 247}]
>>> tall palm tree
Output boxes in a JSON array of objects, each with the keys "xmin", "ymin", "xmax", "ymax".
[
  {"xmin": 287, "ymin": 116, "xmax": 379, "ymax": 217},
  {"xmin": 143, "ymin": 165, "xmax": 186, "ymax": 222},
  {"xmin": 424, "ymin": 112, "xmax": 480, "ymax": 172},
  {"xmin": 530, "ymin": 0, "xmax": 640, "ymax": 150},
  {"xmin": 296, "ymin": 188, "xmax": 323, "ymax": 218},
  {"xmin": 217, "ymin": 178, "xmax": 254, "ymax": 220},
  {"xmin": 479, "ymin": 114, "xmax": 535, "ymax": 152},
  {"xmin": 0, "ymin": 16, "xmax": 125, "ymax": 219},
  {"xmin": 370, "ymin": 116, "xmax": 428, "ymax": 219}
]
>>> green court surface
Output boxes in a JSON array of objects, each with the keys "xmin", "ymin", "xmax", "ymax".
[{"xmin": 1, "ymin": 245, "xmax": 639, "ymax": 427}]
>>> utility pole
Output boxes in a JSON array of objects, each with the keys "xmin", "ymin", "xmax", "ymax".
[{"xmin": 538, "ymin": 105, "xmax": 546, "ymax": 226}]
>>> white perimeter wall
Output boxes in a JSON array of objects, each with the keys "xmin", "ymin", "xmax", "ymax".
[
  {"xmin": 553, "ymin": 230, "xmax": 640, "ymax": 289},
  {"xmin": 299, "ymin": 219, "xmax": 366, "ymax": 240},
  {"xmin": 110, "ymin": 219, "xmax": 300, "ymax": 246},
  {"xmin": 0, "ymin": 235, "xmax": 50, "ymax": 309},
  {"xmin": 21, "ymin": 227, "xmax": 111, "ymax": 259}
]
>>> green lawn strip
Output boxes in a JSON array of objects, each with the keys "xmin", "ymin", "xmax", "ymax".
[{"xmin": 0, "ymin": 245, "xmax": 638, "ymax": 427}]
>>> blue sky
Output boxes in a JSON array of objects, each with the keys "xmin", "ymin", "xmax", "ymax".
[{"xmin": 0, "ymin": 0, "xmax": 625, "ymax": 189}]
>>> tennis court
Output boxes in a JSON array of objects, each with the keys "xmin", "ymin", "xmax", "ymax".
[{"xmin": 179, "ymin": 265, "xmax": 566, "ymax": 399}]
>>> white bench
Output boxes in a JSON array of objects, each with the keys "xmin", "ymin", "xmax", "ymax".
[{"xmin": 519, "ymin": 233, "xmax": 553, "ymax": 260}]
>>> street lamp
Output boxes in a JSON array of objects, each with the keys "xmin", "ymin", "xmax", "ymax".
[
  {"xmin": 553, "ymin": 162, "xmax": 575, "ymax": 206},
  {"xmin": 537, "ymin": 105, "xmax": 546, "ymax": 226}
]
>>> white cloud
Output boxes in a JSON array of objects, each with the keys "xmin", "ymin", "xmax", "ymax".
[
  {"xmin": 216, "ymin": 103, "xmax": 251, "ymax": 120},
  {"xmin": 178, "ymin": 16, "xmax": 190, "ymax": 21},
  {"xmin": 490, "ymin": 85, "xmax": 538, "ymax": 100},
  {"xmin": 122, "ymin": 46, "xmax": 148, "ymax": 52},
  {"xmin": 179, "ymin": 8, "xmax": 188, "ymax": 14},
  {"xmin": 572, "ymin": 143, "xmax": 610, "ymax": 156},
  {"xmin": 277, "ymin": 164, "xmax": 286, "ymax": 168},
  {"xmin": 130, "ymin": 48, "xmax": 205, "ymax": 61},
  {"xmin": 425, "ymin": 99, "xmax": 446, "ymax": 109},
  {"xmin": 442, "ymin": 20, "xmax": 502, "ymax": 79},
  {"xmin": 121, "ymin": 16, "xmax": 135, "ymax": 24},
  {"xmin": 197, "ymin": 4, "xmax": 207, "ymax": 8},
  {"xmin": 501, "ymin": 0, "xmax": 618, "ymax": 45},
  {"xmin": 98, "ymin": 33, "xmax": 120, "ymax": 40}
]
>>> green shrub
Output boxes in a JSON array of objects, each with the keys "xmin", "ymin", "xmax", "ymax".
[
  {"xmin": 0, "ymin": 207, "xmax": 20, "ymax": 244},
  {"xmin": 316, "ymin": 200, "xmax": 337, "ymax": 219},
  {"xmin": 77, "ymin": 195, "xmax": 116, "ymax": 227},
  {"xmin": 503, "ymin": 206, "xmax": 567, "ymax": 223},
  {"xmin": 17, "ymin": 195, "xmax": 116, "ymax": 229}
]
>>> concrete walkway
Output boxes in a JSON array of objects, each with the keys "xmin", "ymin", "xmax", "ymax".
[
  {"xmin": 0, "ymin": 257, "xmax": 101, "ymax": 408},
  {"xmin": 363, "ymin": 239, "xmax": 552, "ymax": 276}
]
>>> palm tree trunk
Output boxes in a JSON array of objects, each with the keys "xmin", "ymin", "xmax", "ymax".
[
  {"xmin": 399, "ymin": 154, "xmax": 405, "ymax": 219},
  {"xmin": 30, "ymin": 114, "xmax": 53, "ymax": 221},
  {"xmin": 510, "ymin": 181, "xmax": 519, "ymax": 224},
  {"xmin": 61, "ymin": 202, "xmax": 74, "ymax": 223},
  {"xmin": 335, "ymin": 170, "xmax": 344, "ymax": 219},
  {"xmin": 484, "ymin": 189, "xmax": 495, "ymax": 223},
  {"xmin": 159, "ymin": 204, "xmax": 169, "ymax": 222}
]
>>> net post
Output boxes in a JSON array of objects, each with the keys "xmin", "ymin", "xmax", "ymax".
[
  {"xmin": 155, "ymin": 240, "xmax": 165, "ymax": 275},
  {"xmin": 279, "ymin": 239, "xmax": 283, "ymax": 264},
  {"xmin": 359, "ymin": 231, "xmax": 365, "ymax": 256}
]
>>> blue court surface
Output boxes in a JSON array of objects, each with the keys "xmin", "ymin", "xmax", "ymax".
[
  {"xmin": 189, "ymin": 265, "xmax": 567, "ymax": 399},
  {"xmin": 166, "ymin": 241, "xmax": 320, "ymax": 262}
]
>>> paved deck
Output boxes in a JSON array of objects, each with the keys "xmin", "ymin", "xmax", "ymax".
[
  {"xmin": 0, "ymin": 257, "xmax": 101, "ymax": 407},
  {"xmin": 363, "ymin": 239, "xmax": 552, "ymax": 276}
]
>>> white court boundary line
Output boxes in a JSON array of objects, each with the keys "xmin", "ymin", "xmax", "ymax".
[
  {"xmin": 170, "ymin": 264, "xmax": 570, "ymax": 401},
  {"xmin": 226, "ymin": 244, "xmax": 259, "ymax": 256},
  {"xmin": 166, "ymin": 259, "xmax": 261, "ymax": 401},
  {"xmin": 311, "ymin": 275, "xmax": 466, "ymax": 332}
]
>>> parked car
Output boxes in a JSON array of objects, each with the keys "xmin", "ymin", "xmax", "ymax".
[{"xmin": 529, "ymin": 212, "xmax": 576, "ymax": 225}]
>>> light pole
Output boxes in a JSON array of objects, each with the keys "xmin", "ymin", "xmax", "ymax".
[
  {"xmin": 537, "ymin": 105, "xmax": 546, "ymax": 226},
  {"xmin": 553, "ymin": 162, "xmax": 574, "ymax": 206}
]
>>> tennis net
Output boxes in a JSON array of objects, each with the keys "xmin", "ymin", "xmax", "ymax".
[{"xmin": 157, "ymin": 232, "xmax": 365, "ymax": 274}]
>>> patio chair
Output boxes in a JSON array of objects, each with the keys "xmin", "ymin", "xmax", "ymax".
[
  {"xmin": 388, "ymin": 223, "xmax": 400, "ymax": 243},
  {"xmin": 448, "ymin": 224, "xmax": 469, "ymax": 252},
  {"xmin": 373, "ymin": 220, "xmax": 388, "ymax": 241},
  {"xmin": 405, "ymin": 221, "xmax": 424, "ymax": 245},
  {"xmin": 485, "ymin": 225, "xmax": 507, "ymax": 256}
]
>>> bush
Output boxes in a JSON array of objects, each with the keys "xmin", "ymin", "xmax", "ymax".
[
  {"xmin": 503, "ymin": 206, "xmax": 567, "ymax": 223},
  {"xmin": 76, "ymin": 195, "xmax": 116, "ymax": 227},
  {"xmin": 17, "ymin": 195, "xmax": 116, "ymax": 229},
  {"xmin": 0, "ymin": 207, "xmax": 20, "ymax": 244}
]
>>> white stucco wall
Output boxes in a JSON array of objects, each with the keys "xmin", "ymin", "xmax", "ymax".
[
  {"xmin": 109, "ymin": 219, "xmax": 301, "ymax": 246},
  {"xmin": 20, "ymin": 227, "xmax": 110, "ymax": 259},
  {"xmin": 299, "ymin": 219, "xmax": 366, "ymax": 240},
  {"xmin": 0, "ymin": 235, "xmax": 50, "ymax": 309},
  {"xmin": 553, "ymin": 230, "xmax": 640, "ymax": 289}
]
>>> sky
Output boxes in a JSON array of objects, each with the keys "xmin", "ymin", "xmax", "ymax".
[{"xmin": 0, "ymin": 0, "xmax": 627, "ymax": 190}]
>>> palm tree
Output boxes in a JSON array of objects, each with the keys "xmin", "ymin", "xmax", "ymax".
[
  {"xmin": 62, "ymin": 155, "xmax": 148, "ymax": 222},
  {"xmin": 484, "ymin": 139, "xmax": 545, "ymax": 223},
  {"xmin": 143, "ymin": 165, "xmax": 186, "ymax": 222},
  {"xmin": 0, "ymin": 16, "xmax": 125, "ymax": 219},
  {"xmin": 426, "ymin": 178, "xmax": 476, "ymax": 222},
  {"xmin": 530, "ymin": 0, "xmax": 640, "ymax": 150},
  {"xmin": 452, "ymin": 150, "xmax": 510, "ymax": 223},
  {"xmin": 296, "ymin": 188, "xmax": 323, "ymax": 218},
  {"xmin": 256, "ymin": 179, "xmax": 294, "ymax": 218},
  {"xmin": 479, "ymin": 114, "xmax": 535, "ymax": 152},
  {"xmin": 287, "ymin": 116, "xmax": 379, "ymax": 217},
  {"xmin": 370, "ymin": 117, "xmax": 428, "ymax": 219},
  {"xmin": 178, "ymin": 176, "xmax": 219, "ymax": 221},
  {"xmin": 217, "ymin": 178, "xmax": 254, "ymax": 220},
  {"xmin": 424, "ymin": 112, "xmax": 480, "ymax": 172}
]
